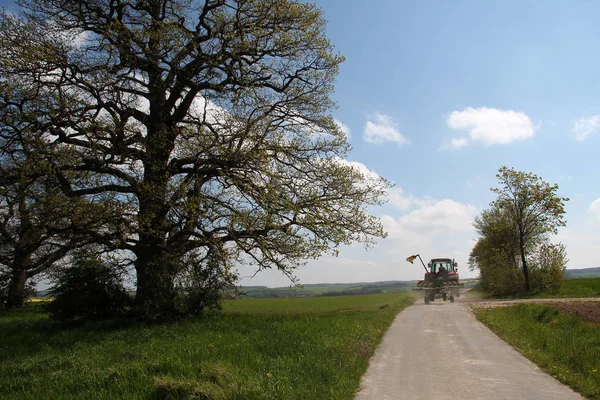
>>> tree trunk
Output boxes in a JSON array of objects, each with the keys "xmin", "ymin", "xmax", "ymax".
[
  {"xmin": 520, "ymin": 240, "xmax": 530, "ymax": 292},
  {"xmin": 6, "ymin": 267, "xmax": 27, "ymax": 308},
  {"xmin": 134, "ymin": 242, "xmax": 177, "ymax": 318},
  {"xmin": 133, "ymin": 118, "xmax": 177, "ymax": 318},
  {"xmin": 132, "ymin": 63, "xmax": 178, "ymax": 319},
  {"xmin": 133, "ymin": 169, "xmax": 176, "ymax": 318}
]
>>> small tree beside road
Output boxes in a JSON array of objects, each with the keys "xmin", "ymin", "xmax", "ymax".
[{"xmin": 470, "ymin": 166, "xmax": 569, "ymax": 295}]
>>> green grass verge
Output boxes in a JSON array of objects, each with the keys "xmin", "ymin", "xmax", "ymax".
[
  {"xmin": 475, "ymin": 304, "xmax": 600, "ymax": 399},
  {"xmin": 0, "ymin": 293, "xmax": 414, "ymax": 400}
]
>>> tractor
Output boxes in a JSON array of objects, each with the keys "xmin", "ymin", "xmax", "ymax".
[{"xmin": 406, "ymin": 254, "xmax": 463, "ymax": 304}]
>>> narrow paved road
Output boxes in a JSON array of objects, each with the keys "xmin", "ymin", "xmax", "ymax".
[{"xmin": 355, "ymin": 297, "xmax": 585, "ymax": 400}]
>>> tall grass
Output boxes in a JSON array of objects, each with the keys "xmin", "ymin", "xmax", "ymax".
[
  {"xmin": 0, "ymin": 293, "xmax": 414, "ymax": 400},
  {"xmin": 476, "ymin": 304, "xmax": 600, "ymax": 399}
]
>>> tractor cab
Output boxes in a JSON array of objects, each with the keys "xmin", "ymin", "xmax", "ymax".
[{"xmin": 427, "ymin": 258, "xmax": 457, "ymax": 279}]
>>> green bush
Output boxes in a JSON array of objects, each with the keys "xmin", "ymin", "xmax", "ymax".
[
  {"xmin": 470, "ymin": 241, "xmax": 524, "ymax": 297},
  {"xmin": 529, "ymin": 243, "xmax": 567, "ymax": 295},
  {"xmin": 486, "ymin": 265, "xmax": 525, "ymax": 297},
  {"xmin": 172, "ymin": 251, "xmax": 238, "ymax": 316},
  {"xmin": 48, "ymin": 253, "xmax": 132, "ymax": 321}
]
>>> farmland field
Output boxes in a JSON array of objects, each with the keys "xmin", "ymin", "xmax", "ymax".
[
  {"xmin": 554, "ymin": 277, "xmax": 600, "ymax": 298},
  {"xmin": 527, "ymin": 277, "xmax": 600, "ymax": 299},
  {"xmin": 0, "ymin": 292, "xmax": 414, "ymax": 400},
  {"xmin": 468, "ymin": 277, "xmax": 600, "ymax": 299}
]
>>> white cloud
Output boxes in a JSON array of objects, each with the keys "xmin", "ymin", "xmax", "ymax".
[
  {"xmin": 450, "ymin": 137, "xmax": 469, "ymax": 149},
  {"xmin": 384, "ymin": 199, "xmax": 478, "ymax": 237},
  {"xmin": 439, "ymin": 137, "xmax": 470, "ymax": 151},
  {"xmin": 446, "ymin": 107, "xmax": 536, "ymax": 148},
  {"xmin": 589, "ymin": 199, "xmax": 600, "ymax": 221},
  {"xmin": 555, "ymin": 228, "xmax": 600, "ymax": 270},
  {"xmin": 387, "ymin": 188, "xmax": 413, "ymax": 211},
  {"xmin": 386, "ymin": 187, "xmax": 433, "ymax": 211},
  {"xmin": 571, "ymin": 115, "xmax": 600, "ymax": 142},
  {"xmin": 380, "ymin": 199, "xmax": 478, "ymax": 250},
  {"xmin": 364, "ymin": 113, "xmax": 409, "ymax": 146},
  {"xmin": 334, "ymin": 119, "xmax": 351, "ymax": 140}
]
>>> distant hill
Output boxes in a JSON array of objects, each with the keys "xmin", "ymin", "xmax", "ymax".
[{"xmin": 565, "ymin": 267, "xmax": 600, "ymax": 279}]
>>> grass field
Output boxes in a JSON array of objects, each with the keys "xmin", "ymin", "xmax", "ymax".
[
  {"xmin": 238, "ymin": 281, "xmax": 415, "ymax": 298},
  {"xmin": 0, "ymin": 292, "xmax": 414, "ymax": 400},
  {"xmin": 526, "ymin": 277, "xmax": 600, "ymax": 299},
  {"xmin": 468, "ymin": 277, "xmax": 600, "ymax": 299},
  {"xmin": 551, "ymin": 277, "xmax": 600, "ymax": 298},
  {"xmin": 476, "ymin": 304, "xmax": 600, "ymax": 400}
]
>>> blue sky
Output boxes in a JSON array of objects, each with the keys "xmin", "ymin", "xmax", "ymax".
[
  {"xmin": 3, "ymin": 0, "xmax": 600, "ymax": 287},
  {"xmin": 245, "ymin": 0, "xmax": 600, "ymax": 286}
]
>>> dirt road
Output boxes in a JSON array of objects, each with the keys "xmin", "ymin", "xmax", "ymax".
[{"xmin": 354, "ymin": 296, "xmax": 586, "ymax": 400}]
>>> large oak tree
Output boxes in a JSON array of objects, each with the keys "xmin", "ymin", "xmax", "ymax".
[{"xmin": 0, "ymin": 1, "xmax": 390, "ymax": 317}]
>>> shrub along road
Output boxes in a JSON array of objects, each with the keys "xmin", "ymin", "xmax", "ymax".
[{"xmin": 355, "ymin": 295, "xmax": 587, "ymax": 400}]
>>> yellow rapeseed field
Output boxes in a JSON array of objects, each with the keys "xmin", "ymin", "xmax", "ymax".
[{"xmin": 27, "ymin": 298, "xmax": 51, "ymax": 303}]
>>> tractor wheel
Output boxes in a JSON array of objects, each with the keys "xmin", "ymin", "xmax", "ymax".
[
  {"xmin": 442, "ymin": 293, "xmax": 447, "ymax": 302},
  {"xmin": 450, "ymin": 295, "xmax": 455, "ymax": 303}
]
